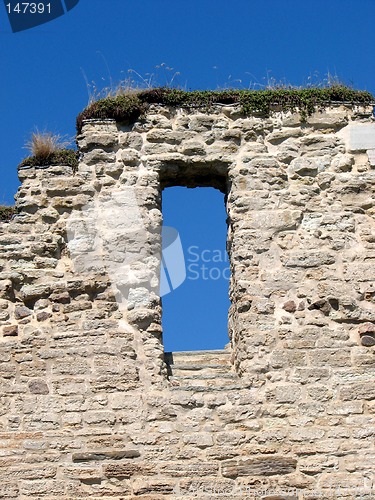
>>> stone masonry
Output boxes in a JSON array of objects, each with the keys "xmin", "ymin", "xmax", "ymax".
[{"xmin": 0, "ymin": 102, "xmax": 375, "ymax": 499}]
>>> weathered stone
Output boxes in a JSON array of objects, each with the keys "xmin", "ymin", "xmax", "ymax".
[
  {"xmin": 83, "ymin": 411, "xmax": 116, "ymax": 425},
  {"xmin": 282, "ymin": 251, "xmax": 335, "ymax": 268},
  {"xmin": 359, "ymin": 322, "xmax": 375, "ymax": 335},
  {"xmin": 132, "ymin": 479, "xmax": 175, "ymax": 495},
  {"xmin": 14, "ymin": 305, "xmax": 33, "ymax": 319},
  {"xmin": 0, "ymin": 279, "xmax": 13, "ymax": 299},
  {"xmin": 283, "ymin": 300, "xmax": 296, "ymax": 313},
  {"xmin": 73, "ymin": 450, "xmax": 140, "ymax": 462},
  {"xmin": 28, "ymin": 380, "xmax": 49, "ymax": 395},
  {"xmin": 158, "ymin": 461, "xmax": 219, "ymax": 477},
  {"xmin": 36, "ymin": 311, "xmax": 51, "ymax": 322},
  {"xmin": 331, "ymin": 153, "xmax": 355, "ymax": 172},
  {"xmin": 20, "ymin": 283, "xmax": 51, "ymax": 301},
  {"xmin": 288, "ymin": 157, "xmax": 319, "ymax": 177},
  {"xmin": 0, "ymin": 103, "xmax": 374, "ymax": 498},
  {"xmin": 241, "ymin": 210, "xmax": 302, "ymax": 232},
  {"xmin": 266, "ymin": 128, "xmax": 303, "ymax": 143},
  {"xmin": 3, "ymin": 325, "xmax": 18, "ymax": 336},
  {"xmin": 360, "ymin": 334, "xmax": 375, "ymax": 347},
  {"xmin": 103, "ymin": 462, "xmax": 154, "ymax": 478},
  {"xmin": 222, "ymin": 456, "xmax": 297, "ymax": 477},
  {"xmin": 340, "ymin": 382, "xmax": 375, "ymax": 401},
  {"xmin": 307, "ymin": 110, "xmax": 348, "ymax": 129}
]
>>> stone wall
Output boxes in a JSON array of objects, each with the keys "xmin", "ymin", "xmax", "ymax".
[{"xmin": 0, "ymin": 103, "xmax": 375, "ymax": 499}]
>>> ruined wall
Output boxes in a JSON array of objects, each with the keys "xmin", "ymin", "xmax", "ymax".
[{"xmin": 0, "ymin": 103, "xmax": 375, "ymax": 499}]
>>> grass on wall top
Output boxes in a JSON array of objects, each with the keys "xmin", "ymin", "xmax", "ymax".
[
  {"xmin": 19, "ymin": 149, "xmax": 79, "ymax": 170},
  {"xmin": 19, "ymin": 131, "xmax": 79, "ymax": 170},
  {"xmin": 76, "ymin": 86, "xmax": 374, "ymax": 133},
  {"xmin": 0, "ymin": 205, "xmax": 16, "ymax": 221}
]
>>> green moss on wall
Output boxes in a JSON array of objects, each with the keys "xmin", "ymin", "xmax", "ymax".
[
  {"xmin": 18, "ymin": 149, "xmax": 79, "ymax": 171},
  {"xmin": 76, "ymin": 86, "xmax": 374, "ymax": 133},
  {"xmin": 0, "ymin": 205, "xmax": 16, "ymax": 221}
]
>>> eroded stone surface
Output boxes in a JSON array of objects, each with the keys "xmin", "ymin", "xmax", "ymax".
[{"xmin": 0, "ymin": 104, "xmax": 375, "ymax": 498}]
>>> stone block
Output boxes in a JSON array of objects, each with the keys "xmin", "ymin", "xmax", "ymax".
[
  {"xmin": 0, "ymin": 482, "xmax": 19, "ymax": 499},
  {"xmin": 340, "ymin": 383, "xmax": 375, "ymax": 401},
  {"xmin": 83, "ymin": 411, "xmax": 116, "ymax": 426},
  {"xmin": 158, "ymin": 462, "xmax": 219, "ymax": 478},
  {"xmin": 308, "ymin": 349, "xmax": 352, "ymax": 367},
  {"xmin": 73, "ymin": 450, "xmax": 140, "ymax": 462},
  {"xmin": 222, "ymin": 456, "xmax": 297, "ymax": 478},
  {"xmin": 2, "ymin": 103, "xmax": 375, "ymax": 498},
  {"xmin": 28, "ymin": 379, "xmax": 49, "ymax": 395},
  {"xmin": 103, "ymin": 461, "xmax": 155, "ymax": 478},
  {"xmin": 19, "ymin": 479, "xmax": 65, "ymax": 497},
  {"xmin": 182, "ymin": 433, "xmax": 214, "ymax": 448},
  {"xmin": 14, "ymin": 305, "xmax": 32, "ymax": 319},
  {"xmin": 3, "ymin": 325, "xmax": 18, "ymax": 336},
  {"xmin": 307, "ymin": 110, "xmax": 348, "ymax": 129},
  {"xmin": 282, "ymin": 250, "xmax": 335, "ymax": 268},
  {"xmin": 132, "ymin": 479, "xmax": 176, "ymax": 495}
]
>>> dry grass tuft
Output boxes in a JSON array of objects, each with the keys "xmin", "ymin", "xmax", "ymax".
[
  {"xmin": 0, "ymin": 205, "xmax": 16, "ymax": 221},
  {"xmin": 25, "ymin": 130, "xmax": 71, "ymax": 159}
]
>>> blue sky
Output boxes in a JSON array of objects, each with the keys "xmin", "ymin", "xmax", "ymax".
[
  {"xmin": 162, "ymin": 187, "xmax": 230, "ymax": 351},
  {"xmin": 1, "ymin": 0, "xmax": 374, "ymax": 350}
]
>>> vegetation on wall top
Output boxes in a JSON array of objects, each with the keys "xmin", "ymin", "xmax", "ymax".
[
  {"xmin": 0, "ymin": 205, "xmax": 16, "ymax": 222},
  {"xmin": 19, "ymin": 149, "xmax": 79, "ymax": 170},
  {"xmin": 76, "ymin": 86, "xmax": 374, "ymax": 133},
  {"xmin": 19, "ymin": 131, "xmax": 79, "ymax": 171}
]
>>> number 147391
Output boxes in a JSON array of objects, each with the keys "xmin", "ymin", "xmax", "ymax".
[{"xmin": 6, "ymin": 3, "xmax": 51, "ymax": 14}]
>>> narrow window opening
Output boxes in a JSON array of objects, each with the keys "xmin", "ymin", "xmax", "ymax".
[{"xmin": 161, "ymin": 186, "xmax": 230, "ymax": 352}]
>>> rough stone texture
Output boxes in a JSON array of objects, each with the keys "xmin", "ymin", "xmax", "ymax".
[{"xmin": 1, "ymin": 104, "xmax": 375, "ymax": 498}]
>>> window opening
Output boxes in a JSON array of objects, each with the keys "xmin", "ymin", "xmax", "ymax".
[{"xmin": 161, "ymin": 186, "xmax": 230, "ymax": 352}]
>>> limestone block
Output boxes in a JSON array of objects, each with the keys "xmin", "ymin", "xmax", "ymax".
[
  {"xmin": 103, "ymin": 461, "xmax": 155, "ymax": 478},
  {"xmin": 83, "ymin": 411, "xmax": 116, "ymax": 426},
  {"xmin": 20, "ymin": 283, "xmax": 51, "ymax": 301},
  {"xmin": 28, "ymin": 380, "xmax": 49, "ymax": 395},
  {"xmin": 340, "ymin": 383, "xmax": 375, "ymax": 401},
  {"xmin": 0, "ymin": 482, "xmax": 19, "ymax": 499},
  {"xmin": 331, "ymin": 153, "xmax": 355, "ymax": 172},
  {"xmin": 2, "ymin": 104, "xmax": 375, "ymax": 498},
  {"xmin": 247, "ymin": 156, "xmax": 279, "ymax": 169},
  {"xmin": 80, "ymin": 132, "xmax": 118, "ymax": 149},
  {"xmin": 282, "ymin": 250, "xmax": 335, "ymax": 268},
  {"xmin": 118, "ymin": 131, "xmax": 143, "ymax": 149},
  {"xmin": 288, "ymin": 157, "xmax": 321, "ymax": 178},
  {"xmin": 221, "ymin": 456, "xmax": 297, "ymax": 478},
  {"xmin": 318, "ymin": 472, "xmax": 369, "ymax": 490},
  {"xmin": 72, "ymin": 450, "xmax": 140, "ymax": 462},
  {"xmin": 367, "ymin": 148, "xmax": 375, "ymax": 166},
  {"xmin": 289, "ymin": 427, "xmax": 325, "ymax": 443},
  {"xmin": 143, "ymin": 113, "xmax": 173, "ymax": 130},
  {"xmin": 189, "ymin": 115, "xmax": 216, "ymax": 131},
  {"xmin": 266, "ymin": 128, "xmax": 303, "ymax": 143},
  {"xmin": 179, "ymin": 140, "xmax": 207, "ymax": 156},
  {"xmin": 306, "ymin": 110, "xmax": 348, "ymax": 129},
  {"xmin": 300, "ymin": 134, "xmax": 342, "ymax": 150},
  {"xmin": 83, "ymin": 149, "xmax": 116, "ymax": 165},
  {"xmin": 274, "ymin": 385, "xmax": 302, "ymax": 404},
  {"xmin": 142, "ymin": 142, "xmax": 177, "ymax": 155},
  {"xmin": 276, "ymin": 140, "xmax": 300, "ymax": 164},
  {"xmin": 132, "ymin": 479, "xmax": 176, "ymax": 495},
  {"xmin": 158, "ymin": 461, "xmax": 219, "ymax": 477},
  {"xmin": 240, "ymin": 210, "xmax": 302, "ymax": 232},
  {"xmin": 146, "ymin": 129, "xmax": 189, "ymax": 144}
]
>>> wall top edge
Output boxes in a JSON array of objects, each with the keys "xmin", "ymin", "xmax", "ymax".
[
  {"xmin": 79, "ymin": 103, "xmax": 375, "ymax": 128},
  {"xmin": 75, "ymin": 87, "xmax": 374, "ymax": 134}
]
